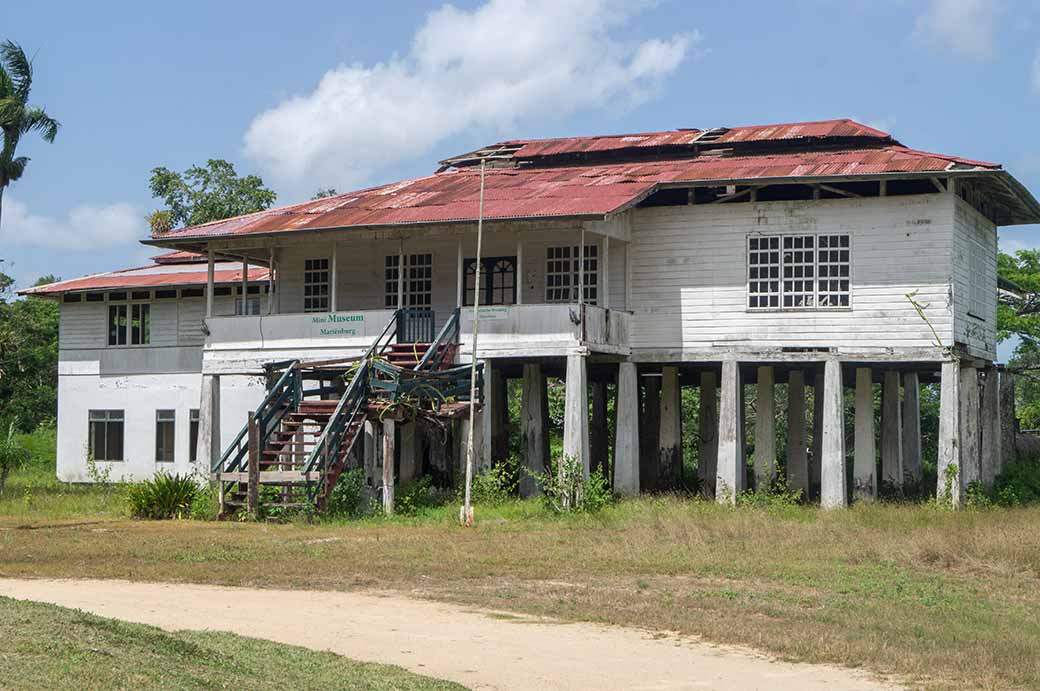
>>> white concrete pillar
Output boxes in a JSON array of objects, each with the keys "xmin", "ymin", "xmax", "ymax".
[
  {"xmin": 601, "ymin": 236, "xmax": 610, "ymax": 310},
  {"xmin": 980, "ymin": 367, "xmax": 1000, "ymax": 488},
  {"xmin": 658, "ymin": 366, "xmax": 682, "ymax": 490},
  {"xmin": 753, "ymin": 366, "xmax": 776, "ymax": 489},
  {"xmin": 786, "ymin": 370, "xmax": 808, "ymax": 498},
  {"xmin": 382, "ymin": 418, "xmax": 395, "ymax": 514},
  {"xmin": 697, "ymin": 370, "xmax": 718, "ymax": 498},
  {"xmin": 198, "ymin": 374, "xmax": 221, "ymax": 475},
  {"xmin": 267, "ymin": 247, "xmax": 276, "ymax": 315},
  {"xmin": 937, "ymin": 360, "xmax": 962, "ymax": 507},
  {"xmin": 902, "ymin": 372, "xmax": 922, "ymax": 485},
  {"xmin": 456, "ymin": 238, "xmax": 464, "ymax": 308},
  {"xmin": 563, "ymin": 354, "xmax": 591, "ymax": 477},
  {"xmin": 998, "ymin": 369, "xmax": 1017, "ymax": 473},
  {"xmin": 820, "ymin": 360, "xmax": 847, "ymax": 509},
  {"xmin": 614, "ymin": 362, "xmax": 640, "ymax": 496},
  {"xmin": 516, "ymin": 237, "xmax": 524, "ymax": 305},
  {"xmin": 363, "ymin": 420, "xmax": 377, "ymax": 487},
  {"xmin": 959, "ymin": 365, "xmax": 981, "ymax": 492},
  {"xmin": 853, "ymin": 367, "xmax": 876, "ymax": 502},
  {"xmin": 881, "ymin": 370, "xmax": 903, "ymax": 487},
  {"xmin": 399, "ymin": 422, "xmax": 417, "ymax": 486},
  {"xmin": 716, "ymin": 360, "xmax": 745, "ymax": 504},
  {"xmin": 520, "ymin": 363, "xmax": 548, "ymax": 497}
]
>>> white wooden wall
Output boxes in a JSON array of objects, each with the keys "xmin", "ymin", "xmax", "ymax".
[
  {"xmin": 952, "ymin": 196, "xmax": 998, "ymax": 360},
  {"xmin": 275, "ymin": 226, "xmax": 626, "ymax": 330},
  {"xmin": 626, "ymin": 194, "xmax": 959, "ymax": 353}
]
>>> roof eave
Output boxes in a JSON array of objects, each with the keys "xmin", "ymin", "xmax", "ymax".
[{"xmin": 144, "ymin": 212, "xmax": 610, "ymax": 250}]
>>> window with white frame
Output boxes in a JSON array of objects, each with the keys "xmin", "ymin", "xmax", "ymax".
[
  {"xmin": 384, "ymin": 254, "xmax": 432, "ymax": 308},
  {"xmin": 303, "ymin": 258, "xmax": 330, "ymax": 312},
  {"xmin": 545, "ymin": 245, "xmax": 598, "ymax": 304},
  {"xmin": 747, "ymin": 233, "xmax": 850, "ymax": 309},
  {"xmin": 107, "ymin": 299, "xmax": 150, "ymax": 346},
  {"xmin": 155, "ymin": 410, "xmax": 175, "ymax": 463}
]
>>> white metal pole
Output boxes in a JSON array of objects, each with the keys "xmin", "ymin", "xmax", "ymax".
[
  {"xmin": 602, "ymin": 235, "xmax": 610, "ymax": 309},
  {"xmin": 456, "ymin": 238, "xmax": 464, "ymax": 308},
  {"xmin": 462, "ymin": 159, "xmax": 486, "ymax": 526},
  {"xmin": 397, "ymin": 239, "xmax": 405, "ymax": 309}
]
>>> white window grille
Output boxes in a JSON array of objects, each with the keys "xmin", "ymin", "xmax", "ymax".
[
  {"xmin": 303, "ymin": 258, "xmax": 330, "ymax": 312},
  {"xmin": 385, "ymin": 254, "xmax": 433, "ymax": 308},
  {"xmin": 545, "ymin": 245, "xmax": 598, "ymax": 304},
  {"xmin": 748, "ymin": 233, "xmax": 850, "ymax": 310}
]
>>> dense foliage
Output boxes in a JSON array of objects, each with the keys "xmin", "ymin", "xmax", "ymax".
[
  {"xmin": 149, "ymin": 159, "xmax": 276, "ymax": 229},
  {"xmin": 0, "ymin": 268, "xmax": 58, "ymax": 432}
]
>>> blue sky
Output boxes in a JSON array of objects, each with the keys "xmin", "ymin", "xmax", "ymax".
[{"xmin": 3, "ymin": 0, "xmax": 1040, "ymax": 358}]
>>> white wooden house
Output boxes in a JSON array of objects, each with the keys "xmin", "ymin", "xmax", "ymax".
[{"xmin": 29, "ymin": 119, "xmax": 1040, "ymax": 510}]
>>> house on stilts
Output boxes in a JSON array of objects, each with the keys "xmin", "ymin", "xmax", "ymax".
[{"xmin": 24, "ymin": 118, "xmax": 1040, "ymax": 512}]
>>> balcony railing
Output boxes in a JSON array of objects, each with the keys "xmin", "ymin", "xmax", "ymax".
[{"xmin": 205, "ymin": 304, "xmax": 630, "ymax": 359}]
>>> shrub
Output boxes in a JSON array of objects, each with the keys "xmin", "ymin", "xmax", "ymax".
[
  {"xmin": 462, "ymin": 457, "xmax": 519, "ymax": 506},
  {"xmin": 738, "ymin": 475, "xmax": 803, "ymax": 508},
  {"xmin": 126, "ymin": 473, "xmax": 198, "ymax": 520},
  {"xmin": 531, "ymin": 455, "xmax": 613, "ymax": 513},
  {"xmin": 189, "ymin": 480, "xmax": 220, "ymax": 520},
  {"xmin": 992, "ymin": 456, "xmax": 1040, "ymax": 506},
  {"xmin": 324, "ymin": 469, "xmax": 370, "ymax": 518},
  {"xmin": 397, "ymin": 475, "xmax": 452, "ymax": 516}
]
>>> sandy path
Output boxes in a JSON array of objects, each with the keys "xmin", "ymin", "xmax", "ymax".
[{"xmin": 0, "ymin": 578, "xmax": 896, "ymax": 690}]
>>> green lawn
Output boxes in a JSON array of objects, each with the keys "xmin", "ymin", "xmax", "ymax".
[{"xmin": 0, "ymin": 596, "xmax": 465, "ymax": 690}]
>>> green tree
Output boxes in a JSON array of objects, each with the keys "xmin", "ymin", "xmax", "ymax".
[
  {"xmin": 0, "ymin": 264, "xmax": 58, "ymax": 432},
  {"xmin": 312, "ymin": 187, "xmax": 337, "ymax": 199},
  {"xmin": 149, "ymin": 159, "xmax": 276, "ymax": 229},
  {"xmin": 0, "ymin": 40, "xmax": 60, "ymax": 229},
  {"xmin": 998, "ymin": 249, "xmax": 1040, "ymax": 347}
]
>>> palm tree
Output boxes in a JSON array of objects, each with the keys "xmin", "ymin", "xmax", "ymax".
[{"xmin": 0, "ymin": 40, "xmax": 60, "ymax": 229}]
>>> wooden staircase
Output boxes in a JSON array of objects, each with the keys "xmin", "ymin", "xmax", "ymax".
[{"xmin": 214, "ymin": 308, "xmax": 474, "ymax": 517}]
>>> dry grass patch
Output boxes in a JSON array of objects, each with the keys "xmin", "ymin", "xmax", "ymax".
[{"xmin": 2, "ymin": 497, "xmax": 1040, "ymax": 689}]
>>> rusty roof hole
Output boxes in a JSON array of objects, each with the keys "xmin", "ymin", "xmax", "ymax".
[{"xmin": 692, "ymin": 127, "xmax": 730, "ymax": 143}]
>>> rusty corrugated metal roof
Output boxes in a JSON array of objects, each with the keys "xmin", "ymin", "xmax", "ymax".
[
  {"xmin": 154, "ymin": 141, "xmax": 1000, "ymax": 241},
  {"xmin": 21, "ymin": 261, "xmax": 269, "ymax": 296},
  {"xmin": 151, "ymin": 250, "xmax": 207, "ymax": 264}
]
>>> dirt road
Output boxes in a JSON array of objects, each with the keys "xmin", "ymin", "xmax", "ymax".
[{"xmin": 0, "ymin": 578, "xmax": 896, "ymax": 690}]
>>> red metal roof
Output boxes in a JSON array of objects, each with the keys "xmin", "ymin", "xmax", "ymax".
[
  {"xmin": 21, "ymin": 262, "xmax": 269, "ymax": 296},
  {"xmin": 151, "ymin": 250, "xmax": 207, "ymax": 264},
  {"xmin": 502, "ymin": 118, "xmax": 892, "ymax": 158},
  {"xmin": 155, "ymin": 142, "xmax": 1000, "ymax": 241}
]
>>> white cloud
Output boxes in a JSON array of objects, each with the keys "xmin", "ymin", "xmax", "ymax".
[
  {"xmin": 0, "ymin": 197, "xmax": 144, "ymax": 250},
  {"xmin": 915, "ymin": 0, "xmax": 997, "ymax": 59},
  {"xmin": 244, "ymin": 0, "xmax": 697, "ymax": 196}
]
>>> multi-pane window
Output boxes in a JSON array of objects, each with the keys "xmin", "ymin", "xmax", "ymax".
[
  {"xmin": 303, "ymin": 258, "xmax": 330, "ymax": 312},
  {"xmin": 107, "ymin": 302, "xmax": 149, "ymax": 345},
  {"xmin": 189, "ymin": 409, "xmax": 200, "ymax": 463},
  {"xmin": 815, "ymin": 235, "xmax": 851, "ymax": 307},
  {"xmin": 88, "ymin": 410, "xmax": 124, "ymax": 462},
  {"xmin": 545, "ymin": 245, "xmax": 598, "ymax": 304},
  {"xmin": 747, "ymin": 234, "xmax": 850, "ymax": 310},
  {"xmin": 155, "ymin": 410, "xmax": 175, "ymax": 463},
  {"xmin": 464, "ymin": 257, "xmax": 516, "ymax": 306},
  {"xmin": 385, "ymin": 254, "xmax": 433, "ymax": 308}
]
